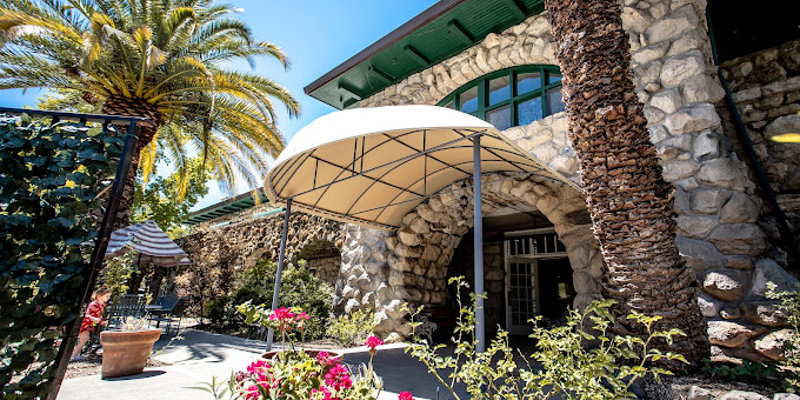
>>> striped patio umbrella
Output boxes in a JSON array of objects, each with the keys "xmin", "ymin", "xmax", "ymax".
[{"xmin": 105, "ymin": 220, "xmax": 191, "ymax": 267}]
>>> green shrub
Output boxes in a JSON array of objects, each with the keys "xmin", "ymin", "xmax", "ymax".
[
  {"xmin": 205, "ymin": 258, "xmax": 334, "ymax": 340},
  {"xmin": 701, "ymin": 359, "xmax": 780, "ymax": 382},
  {"xmin": 329, "ymin": 309, "xmax": 377, "ymax": 347},
  {"xmin": 98, "ymin": 251, "xmax": 137, "ymax": 307},
  {"xmin": 406, "ymin": 276, "xmax": 687, "ymax": 400},
  {"xmin": 767, "ymin": 282, "xmax": 800, "ymax": 393}
]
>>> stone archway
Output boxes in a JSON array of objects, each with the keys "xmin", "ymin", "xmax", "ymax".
[
  {"xmin": 298, "ymin": 239, "xmax": 342, "ymax": 287},
  {"xmin": 335, "ymin": 172, "xmax": 603, "ymax": 339}
]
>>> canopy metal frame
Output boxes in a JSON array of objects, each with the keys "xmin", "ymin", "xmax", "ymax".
[{"xmin": 269, "ymin": 128, "xmax": 560, "ymax": 231}]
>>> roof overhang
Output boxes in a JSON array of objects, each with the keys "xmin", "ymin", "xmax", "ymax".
[
  {"xmin": 304, "ymin": 0, "xmax": 546, "ymax": 109},
  {"xmin": 183, "ymin": 191, "xmax": 269, "ymax": 226}
]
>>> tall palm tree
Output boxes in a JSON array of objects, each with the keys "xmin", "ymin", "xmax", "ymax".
[
  {"xmin": 545, "ymin": 0, "xmax": 708, "ymax": 369},
  {"xmin": 0, "ymin": 0, "xmax": 299, "ymax": 228}
]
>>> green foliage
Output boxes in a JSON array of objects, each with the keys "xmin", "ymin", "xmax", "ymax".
[
  {"xmin": 701, "ymin": 359, "xmax": 780, "ymax": 382},
  {"xmin": 766, "ymin": 282, "xmax": 800, "ymax": 392},
  {"xmin": 0, "ymin": 117, "xmax": 123, "ymax": 398},
  {"xmin": 0, "ymin": 0, "xmax": 300, "ymax": 196},
  {"xmin": 406, "ymin": 276, "xmax": 688, "ymax": 400},
  {"xmin": 328, "ymin": 309, "xmax": 377, "ymax": 347},
  {"xmin": 98, "ymin": 252, "xmax": 137, "ymax": 307},
  {"xmin": 205, "ymin": 259, "xmax": 334, "ymax": 340},
  {"xmin": 130, "ymin": 157, "xmax": 209, "ymax": 238}
]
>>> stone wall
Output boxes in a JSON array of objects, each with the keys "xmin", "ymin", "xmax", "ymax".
[
  {"xmin": 178, "ymin": 211, "xmax": 345, "ymax": 296},
  {"xmin": 349, "ymin": 0, "xmax": 797, "ymax": 361},
  {"xmin": 718, "ymin": 39, "xmax": 800, "ymax": 264}
]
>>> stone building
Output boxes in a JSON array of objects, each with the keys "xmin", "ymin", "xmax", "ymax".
[{"xmin": 182, "ymin": 0, "xmax": 800, "ymax": 362}]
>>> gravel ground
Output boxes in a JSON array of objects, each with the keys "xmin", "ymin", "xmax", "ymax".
[{"xmin": 65, "ymin": 353, "xmax": 171, "ymax": 380}]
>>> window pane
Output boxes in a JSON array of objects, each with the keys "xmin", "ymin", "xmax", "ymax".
[
  {"xmin": 548, "ymin": 71, "xmax": 562, "ymax": 84},
  {"xmin": 516, "ymin": 72, "xmax": 541, "ymax": 94},
  {"xmin": 546, "ymin": 87, "xmax": 566, "ymax": 115},
  {"xmin": 488, "ymin": 76, "xmax": 511, "ymax": 105},
  {"xmin": 517, "ymin": 97, "xmax": 542, "ymax": 125},
  {"xmin": 442, "ymin": 99, "xmax": 454, "ymax": 109},
  {"xmin": 486, "ymin": 105, "xmax": 511, "ymax": 131},
  {"xmin": 459, "ymin": 86, "xmax": 478, "ymax": 113}
]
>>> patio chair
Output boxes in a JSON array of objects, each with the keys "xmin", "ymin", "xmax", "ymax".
[
  {"xmin": 149, "ymin": 297, "xmax": 187, "ymax": 335},
  {"xmin": 107, "ymin": 294, "xmax": 147, "ymax": 328}
]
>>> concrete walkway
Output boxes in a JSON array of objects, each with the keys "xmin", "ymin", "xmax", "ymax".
[{"xmin": 57, "ymin": 329, "xmax": 468, "ymax": 400}]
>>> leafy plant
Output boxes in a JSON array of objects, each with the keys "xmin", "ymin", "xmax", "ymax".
[
  {"xmin": 119, "ymin": 316, "xmax": 150, "ymax": 332},
  {"xmin": 767, "ymin": 282, "xmax": 800, "ymax": 392},
  {"xmin": 130, "ymin": 158, "xmax": 209, "ymax": 239},
  {"xmin": 205, "ymin": 259, "xmax": 334, "ymax": 340},
  {"xmin": 701, "ymin": 359, "xmax": 780, "ymax": 382},
  {"xmin": 0, "ymin": 117, "xmax": 123, "ymax": 398},
  {"xmin": 406, "ymin": 276, "xmax": 688, "ymax": 400},
  {"xmin": 98, "ymin": 252, "xmax": 137, "ymax": 307},
  {"xmin": 328, "ymin": 309, "xmax": 377, "ymax": 347}
]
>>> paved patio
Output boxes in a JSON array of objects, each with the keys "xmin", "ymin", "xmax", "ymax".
[{"xmin": 56, "ymin": 329, "xmax": 468, "ymax": 400}]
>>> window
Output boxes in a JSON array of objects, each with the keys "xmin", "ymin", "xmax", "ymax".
[{"xmin": 437, "ymin": 65, "xmax": 565, "ymax": 130}]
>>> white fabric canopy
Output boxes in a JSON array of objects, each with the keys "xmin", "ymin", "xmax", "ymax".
[
  {"xmin": 266, "ymin": 105, "xmax": 570, "ymax": 229},
  {"xmin": 105, "ymin": 220, "xmax": 191, "ymax": 267}
]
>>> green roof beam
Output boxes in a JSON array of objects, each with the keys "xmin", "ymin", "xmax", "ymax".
[
  {"xmin": 499, "ymin": 0, "xmax": 526, "ymax": 20},
  {"xmin": 447, "ymin": 20, "xmax": 473, "ymax": 46},
  {"xmin": 404, "ymin": 45, "xmax": 429, "ymax": 67}
]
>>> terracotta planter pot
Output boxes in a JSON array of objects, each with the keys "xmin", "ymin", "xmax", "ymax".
[
  {"xmin": 262, "ymin": 349, "xmax": 342, "ymax": 361},
  {"xmin": 100, "ymin": 329, "xmax": 162, "ymax": 378}
]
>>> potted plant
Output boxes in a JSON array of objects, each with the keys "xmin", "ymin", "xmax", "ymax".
[{"xmin": 99, "ymin": 316, "xmax": 161, "ymax": 378}]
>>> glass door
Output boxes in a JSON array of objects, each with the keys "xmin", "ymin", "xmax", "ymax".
[{"xmin": 505, "ymin": 260, "xmax": 538, "ymax": 335}]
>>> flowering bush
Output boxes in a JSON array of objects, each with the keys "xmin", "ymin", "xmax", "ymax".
[{"xmin": 199, "ymin": 306, "xmax": 395, "ymax": 400}]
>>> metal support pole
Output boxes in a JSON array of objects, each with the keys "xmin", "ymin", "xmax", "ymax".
[
  {"xmin": 48, "ymin": 121, "xmax": 141, "ymax": 400},
  {"xmin": 266, "ymin": 198, "xmax": 292, "ymax": 351},
  {"xmin": 473, "ymin": 136, "xmax": 485, "ymax": 353}
]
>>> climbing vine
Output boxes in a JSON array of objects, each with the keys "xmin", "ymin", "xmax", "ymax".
[{"xmin": 0, "ymin": 115, "xmax": 124, "ymax": 399}]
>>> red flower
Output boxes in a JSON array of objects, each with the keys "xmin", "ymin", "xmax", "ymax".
[
  {"xmin": 364, "ymin": 335, "xmax": 384, "ymax": 350},
  {"xmin": 324, "ymin": 364, "xmax": 352, "ymax": 391},
  {"xmin": 316, "ymin": 351, "xmax": 336, "ymax": 367},
  {"xmin": 246, "ymin": 359, "xmax": 270, "ymax": 374},
  {"xmin": 399, "ymin": 391, "xmax": 414, "ymax": 400},
  {"xmin": 269, "ymin": 307, "xmax": 295, "ymax": 321}
]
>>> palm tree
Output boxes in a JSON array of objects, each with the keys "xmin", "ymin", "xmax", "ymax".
[
  {"xmin": 544, "ymin": 0, "xmax": 708, "ymax": 369},
  {"xmin": 0, "ymin": 0, "xmax": 299, "ymax": 228}
]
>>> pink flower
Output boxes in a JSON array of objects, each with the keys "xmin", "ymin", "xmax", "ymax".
[
  {"xmin": 316, "ymin": 351, "xmax": 336, "ymax": 367},
  {"xmin": 324, "ymin": 364, "xmax": 352, "ymax": 391},
  {"xmin": 246, "ymin": 359, "xmax": 269, "ymax": 374},
  {"xmin": 365, "ymin": 335, "xmax": 384, "ymax": 350},
  {"xmin": 269, "ymin": 307, "xmax": 295, "ymax": 321},
  {"xmin": 399, "ymin": 391, "xmax": 414, "ymax": 400},
  {"xmin": 245, "ymin": 383, "xmax": 268, "ymax": 400},
  {"xmin": 295, "ymin": 311, "xmax": 310, "ymax": 321}
]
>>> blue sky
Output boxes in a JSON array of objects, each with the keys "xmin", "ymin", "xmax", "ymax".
[{"xmin": 0, "ymin": 0, "xmax": 438, "ymax": 209}]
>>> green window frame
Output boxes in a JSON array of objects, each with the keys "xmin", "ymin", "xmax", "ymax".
[{"xmin": 437, "ymin": 65, "xmax": 565, "ymax": 130}]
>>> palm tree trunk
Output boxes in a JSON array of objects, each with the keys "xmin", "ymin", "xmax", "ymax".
[
  {"xmin": 101, "ymin": 96, "xmax": 161, "ymax": 229},
  {"xmin": 545, "ymin": 0, "xmax": 708, "ymax": 370}
]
